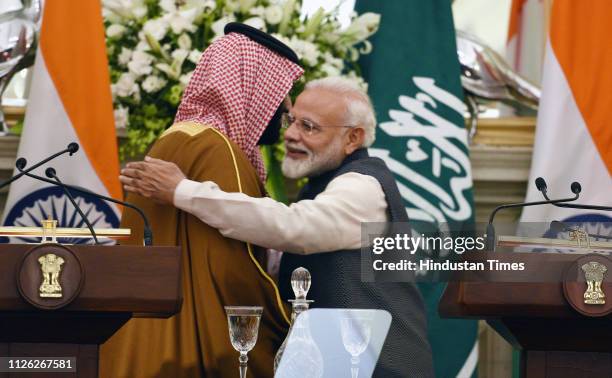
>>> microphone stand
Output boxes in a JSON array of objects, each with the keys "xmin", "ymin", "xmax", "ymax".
[
  {"xmin": 485, "ymin": 181, "xmax": 581, "ymax": 251},
  {"xmin": 0, "ymin": 142, "xmax": 79, "ymax": 190},
  {"xmin": 44, "ymin": 168, "xmax": 99, "ymax": 244},
  {"xmin": 535, "ymin": 177, "xmax": 612, "ymax": 212},
  {"xmin": 15, "ymin": 161, "xmax": 153, "ymax": 246}
]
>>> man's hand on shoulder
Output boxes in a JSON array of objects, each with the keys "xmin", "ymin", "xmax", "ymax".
[{"xmin": 120, "ymin": 156, "xmax": 186, "ymax": 204}]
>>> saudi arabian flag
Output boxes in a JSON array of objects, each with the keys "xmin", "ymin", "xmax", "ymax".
[{"xmin": 355, "ymin": 0, "xmax": 478, "ymax": 377}]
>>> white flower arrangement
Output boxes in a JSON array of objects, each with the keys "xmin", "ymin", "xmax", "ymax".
[
  {"xmin": 103, "ymin": 0, "xmax": 380, "ymax": 158},
  {"xmin": 114, "ymin": 105, "xmax": 130, "ymax": 129}
]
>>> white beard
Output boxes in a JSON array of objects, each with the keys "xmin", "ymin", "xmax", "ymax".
[{"xmin": 282, "ymin": 138, "xmax": 345, "ymax": 179}]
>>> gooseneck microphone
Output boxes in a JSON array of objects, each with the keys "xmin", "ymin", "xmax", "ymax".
[
  {"xmin": 536, "ymin": 177, "xmax": 612, "ymax": 212},
  {"xmin": 485, "ymin": 181, "xmax": 582, "ymax": 251},
  {"xmin": 44, "ymin": 167, "xmax": 99, "ymax": 244},
  {"xmin": 16, "ymin": 161, "xmax": 153, "ymax": 246},
  {"xmin": 0, "ymin": 142, "xmax": 79, "ymax": 190}
]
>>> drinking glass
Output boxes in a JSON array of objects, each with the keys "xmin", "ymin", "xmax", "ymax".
[
  {"xmin": 225, "ymin": 306, "xmax": 263, "ymax": 378},
  {"xmin": 341, "ymin": 310, "xmax": 374, "ymax": 378}
]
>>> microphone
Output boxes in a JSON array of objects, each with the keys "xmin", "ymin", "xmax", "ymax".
[
  {"xmin": 536, "ymin": 177, "xmax": 612, "ymax": 212},
  {"xmin": 0, "ymin": 142, "xmax": 80, "ymax": 190},
  {"xmin": 67, "ymin": 142, "xmax": 79, "ymax": 155},
  {"xmin": 16, "ymin": 161, "xmax": 153, "ymax": 246},
  {"xmin": 485, "ymin": 182, "xmax": 581, "ymax": 251},
  {"xmin": 534, "ymin": 177, "xmax": 547, "ymax": 193},
  {"xmin": 45, "ymin": 167, "xmax": 99, "ymax": 244},
  {"xmin": 550, "ymin": 220, "xmax": 612, "ymax": 241}
]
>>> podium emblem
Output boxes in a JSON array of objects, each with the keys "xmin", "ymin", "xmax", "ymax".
[
  {"xmin": 17, "ymin": 244, "xmax": 84, "ymax": 310},
  {"xmin": 563, "ymin": 254, "xmax": 612, "ymax": 317},
  {"xmin": 581, "ymin": 261, "xmax": 607, "ymax": 305},
  {"xmin": 38, "ymin": 253, "xmax": 65, "ymax": 298}
]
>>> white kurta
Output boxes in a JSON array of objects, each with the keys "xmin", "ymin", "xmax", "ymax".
[{"xmin": 174, "ymin": 172, "xmax": 388, "ymax": 255}]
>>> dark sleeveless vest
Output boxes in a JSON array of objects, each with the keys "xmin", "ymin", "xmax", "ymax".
[{"xmin": 279, "ymin": 149, "xmax": 434, "ymax": 378}]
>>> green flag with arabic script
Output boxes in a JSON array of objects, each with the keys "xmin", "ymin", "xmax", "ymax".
[{"xmin": 355, "ymin": 0, "xmax": 478, "ymax": 376}]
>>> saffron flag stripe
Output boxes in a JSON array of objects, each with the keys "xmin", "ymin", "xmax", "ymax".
[
  {"xmin": 39, "ymin": 0, "xmax": 121, "ymax": 200},
  {"xmin": 549, "ymin": 1, "xmax": 612, "ymax": 173}
]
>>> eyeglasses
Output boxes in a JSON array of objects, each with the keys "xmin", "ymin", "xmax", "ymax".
[{"xmin": 281, "ymin": 112, "xmax": 355, "ymax": 136}]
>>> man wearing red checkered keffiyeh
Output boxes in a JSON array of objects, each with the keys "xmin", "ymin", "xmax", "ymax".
[
  {"xmin": 101, "ymin": 24, "xmax": 303, "ymax": 378},
  {"xmin": 175, "ymin": 27, "xmax": 303, "ymax": 182}
]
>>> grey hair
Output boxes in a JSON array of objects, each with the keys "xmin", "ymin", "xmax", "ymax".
[{"xmin": 305, "ymin": 76, "xmax": 377, "ymax": 147}]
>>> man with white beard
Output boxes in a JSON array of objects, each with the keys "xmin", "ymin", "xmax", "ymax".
[{"xmin": 121, "ymin": 76, "xmax": 435, "ymax": 378}]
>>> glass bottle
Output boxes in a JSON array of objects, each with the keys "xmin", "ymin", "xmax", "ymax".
[{"xmin": 273, "ymin": 267, "xmax": 314, "ymax": 373}]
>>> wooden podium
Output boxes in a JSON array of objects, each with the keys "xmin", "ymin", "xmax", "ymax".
[
  {"xmin": 0, "ymin": 243, "xmax": 182, "ymax": 377},
  {"xmin": 439, "ymin": 249, "xmax": 612, "ymax": 378}
]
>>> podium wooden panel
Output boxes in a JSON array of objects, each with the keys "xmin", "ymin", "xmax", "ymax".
[
  {"xmin": 0, "ymin": 244, "xmax": 182, "ymax": 378},
  {"xmin": 439, "ymin": 252, "xmax": 612, "ymax": 378}
]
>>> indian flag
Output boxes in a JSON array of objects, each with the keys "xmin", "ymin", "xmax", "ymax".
[
  {"xmin": 521, "ymin": 0, "xmax": 612, "ymax": 224},
  {"xmin": 2, "ymin": 0, "xmax": 121, "ymax": 243}
]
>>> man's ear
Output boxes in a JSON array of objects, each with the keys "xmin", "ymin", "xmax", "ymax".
[{"xmin": 344, "ymin": 127, "xmax": 366, "ymax": 155}]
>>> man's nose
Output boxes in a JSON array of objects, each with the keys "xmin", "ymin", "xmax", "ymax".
[{"xmin": 284, "ymin": 122, "xmax": 300, "ymax": 143}]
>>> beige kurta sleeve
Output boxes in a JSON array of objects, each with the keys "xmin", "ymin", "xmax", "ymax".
[{"xmin": 173, "ymin": 172, "xmax": 389, "ymax": 254}]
